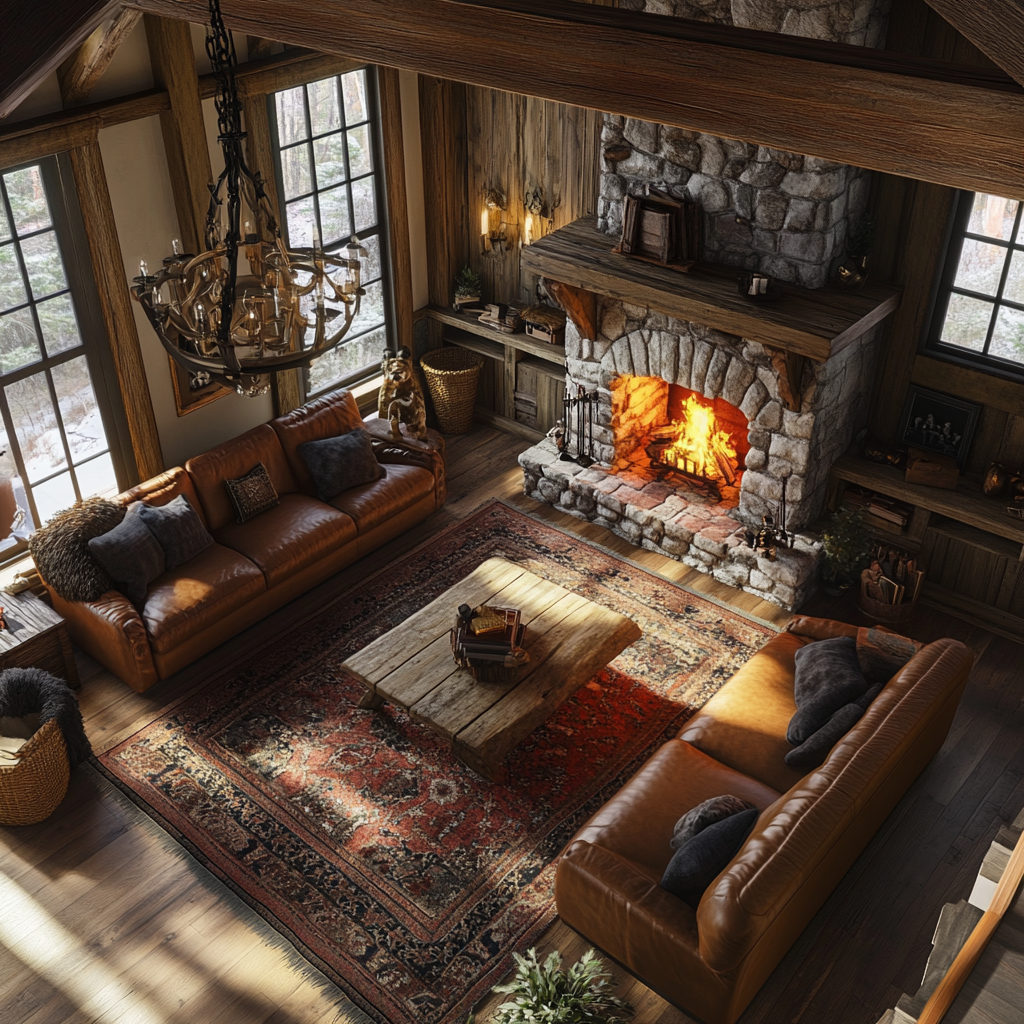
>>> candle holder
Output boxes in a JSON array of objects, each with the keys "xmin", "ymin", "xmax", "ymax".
[{"xmin": 559, "ymin": 384, "xmax": 596, "ymax": 467}]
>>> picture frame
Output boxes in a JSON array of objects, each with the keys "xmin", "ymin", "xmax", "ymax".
[
  {"xmin": 897, "ymin": 385, "xmax": 980, "ymax": 469},
  {"xmin": 168, "ymin": 356, "xmax": 231, "ymax": 417}
]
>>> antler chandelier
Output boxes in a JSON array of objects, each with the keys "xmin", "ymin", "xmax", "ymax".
[{"xmin": 132, "ymin": 0, "xmax": 364, "ymax": 397}]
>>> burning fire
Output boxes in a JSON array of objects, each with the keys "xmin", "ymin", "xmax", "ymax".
[{"xmin": 655, "ymin": 395, "xmax": 739, "ymax": 484}]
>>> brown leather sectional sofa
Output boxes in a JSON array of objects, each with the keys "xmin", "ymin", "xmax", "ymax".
[
  {"xmin": 555, "ymin": 615, "xmax": 974, "ymax": 1024},
  {"xmin": 47, "ymin": 389, "xmax": 445, "ymax": 693}
]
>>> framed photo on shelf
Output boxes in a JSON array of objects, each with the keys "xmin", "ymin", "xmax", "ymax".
[
  {"xmin": 897, "ymin": 385, "xmax": 980, "ymax": 469},
  {"xmin": 168, "ymin": 356, "xmax": 230, "ymax": 416}
]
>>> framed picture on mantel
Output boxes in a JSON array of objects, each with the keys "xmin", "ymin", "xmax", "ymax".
[{"xmin": 897, "ymin": 385, "xmax": 980, "ymax": 469}]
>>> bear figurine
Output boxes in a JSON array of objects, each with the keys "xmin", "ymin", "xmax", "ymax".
[{"xmin": 378, "ymin": 347, "xmax": 428, "ymax": 441}]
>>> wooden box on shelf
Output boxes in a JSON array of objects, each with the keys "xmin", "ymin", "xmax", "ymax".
[
  {"xmin": 618, "ymin": 188, "xmax": 702, "ymax": 271},
  {"xmin": 905, "ymin": 447, "xmax": 959, "ymax": 490}
]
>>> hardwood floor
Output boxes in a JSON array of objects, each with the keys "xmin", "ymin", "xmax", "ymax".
[{"xmin": 1, "ymin": 425, "xmax": 1019, "ymax": 1024}]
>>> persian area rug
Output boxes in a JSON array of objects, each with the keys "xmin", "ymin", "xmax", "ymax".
[{"xmin": 97, "ymin": 500, "xmax": 774, "ymax": 1024}]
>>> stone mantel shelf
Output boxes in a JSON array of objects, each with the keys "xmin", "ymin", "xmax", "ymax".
[{"xmin": 520, "ymin": 217, "xmax": 902, "ymax": 364}]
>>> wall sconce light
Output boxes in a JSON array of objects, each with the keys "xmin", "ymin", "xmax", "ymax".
[
  {"xmin": 523, "ymin": 185, "xmax": 548, "ymax": 247},
  {"xmin": 482, "ymin": 187, "xmax": 513, "ymax": 255}
]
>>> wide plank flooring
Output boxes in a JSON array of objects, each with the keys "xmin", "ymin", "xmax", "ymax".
[{"xmin": 1, "ymin": 425, "xmax": 1020, "ymax": 1024}]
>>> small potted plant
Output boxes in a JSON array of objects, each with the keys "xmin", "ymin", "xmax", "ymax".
[
  {"xmin": 453, "ymin": 266, "xmax": 482, "ymax": 311},
  {"xmin": 473, "ymin": 948, "xmax": 633, "ymax": 1024},
  {"xmin": 821, "ymin": 505, "xmax": 872, "ymax": 595}
]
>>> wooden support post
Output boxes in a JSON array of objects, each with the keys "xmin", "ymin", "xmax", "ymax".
[
  {"xmin": 503, "ymin": 343, "xmax": 519, "ymax": 422},
  {"xmin": 378, "ymin": 66, "xmax": 414, "ymax": 353},
  {"xmin": 766, "ymin": 347, "xmax": 805, "ymax": 413},
  {"xmin": 69, "ymin": 139, "xmax": 164, "ymax": 482},
  {"xmin": 144, "ymin": 14, "xmax": 213, "ymax": 256},
  {"xmin": 545, "ymin": 279, "xmax": 598, "ymax": 340},
  {"xmin": 58, "ymin": 7, "xmax": 142, "ymax": 106}
]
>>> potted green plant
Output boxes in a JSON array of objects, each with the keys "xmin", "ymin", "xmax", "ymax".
[
  {"xmin": 472, "ymin": 948, "xmax": 633, "ymax": 1024},
  {"xmin": 821, "ymin": 504, "xmax": 873, "ymax": 595},
  {"xmin": 453, "ymin": 265, "xmax": 482, "ymax": 311}
]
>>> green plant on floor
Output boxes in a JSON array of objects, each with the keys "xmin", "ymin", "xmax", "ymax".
[
  {"xmin": 821, "ymin": 504, "xmax": 873, "ymax": 587},
  {"xmin": 454, "ymin": 265, "xmax": 482, "ymax": 302},
  {"xmin": 471, "ymin": 948, "xmax": 633, "ymax": 1024}
]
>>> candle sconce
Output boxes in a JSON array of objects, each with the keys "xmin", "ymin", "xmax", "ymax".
[
  {"xmin": 559, "ymin": 383, "xmax": 596, "ymax": 467},
  {"xmin": 481, "ymin": 187, "xmax": 514, "ymax": 256},
  {"xmin": 744, "ymin": 477, "xmax": 794, "ymax": 561},
  {"xmin": 523, "ymin": 186, "xmax": 551, "ymax": 247}
]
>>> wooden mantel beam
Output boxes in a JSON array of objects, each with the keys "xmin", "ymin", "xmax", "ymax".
[
  {"xmin": 923, "ymin": 0, "xmax": 1024, "ymax": 90},
  {"xmin": 58, "ymin": 6, "xmax": 143, "ymax": 106},
  {"xmin": 120, "ymin": 0, "xmax": 1024, "ymax": 199}
]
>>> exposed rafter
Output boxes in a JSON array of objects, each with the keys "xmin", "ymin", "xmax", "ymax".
[
  {"xmin": 0, "ymin": 0, "xmax": 120, "ymax": 118},
  {"xmin": 924, "ymin": 0, "xmax": 1024, "ymax": 89},
  {"xmin": 58, "ymin": 6, "xmax": 143, "ymax": 106},
  {"xmin": 120, "ymin": 0, "xmax": 1024, "ymax": 198}
]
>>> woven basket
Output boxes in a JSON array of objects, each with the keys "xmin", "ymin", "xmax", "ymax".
[
  {"xmin": 0, "ymin": 718, "xmax": 70, "ymax": 826},
  {"xmin": 857, "ymin": 581, "xmax": 919, "ymax": 626},
  {"xmin": 420, "ymin": 348, "xmax": 484, "ymax": 434}
]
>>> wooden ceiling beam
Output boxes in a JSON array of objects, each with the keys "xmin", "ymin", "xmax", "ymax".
[
  {"xmin": 58, "ymin": 6, "xmax": 143, "ymax": 106},
  {"xmin": 923, "ymin": 0, "xmax": 1024, "ymax": 88},
  {"xmin": 0, "ymin": 0, "xmax": 121, "ymax": 118},
  {"xmin": 122, "ymin": 0, "xmax": 1024, "ymax": 198}
]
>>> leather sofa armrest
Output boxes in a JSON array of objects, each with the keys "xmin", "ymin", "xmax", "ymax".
[
  {"xmin": 785, "ymin": 615, "xmax": 858, "ymax": 641},
  {"xmin": 367, "ymin": 421, "xmax": 446, "ymax": 507},
  {"xmin": 49, "ymin": 587, "xmax": 158, "ymax": 694}
]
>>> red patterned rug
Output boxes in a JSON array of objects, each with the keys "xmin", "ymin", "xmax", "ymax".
[{"xmin": 98, "ymin": 500, "xmax": 774, "ymax": 1024}]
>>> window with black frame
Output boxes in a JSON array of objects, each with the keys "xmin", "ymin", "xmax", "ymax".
[
  {"xmin": 927, "ymin": 190, "xmax": 1024, "ymax": 378},
  {"xmin": 0, "ymin": 157, "xmax": 127, "ymax": 563},
  {"xmin": 269, "ymin": 68, "xmax": 391, "ymax": 400}
]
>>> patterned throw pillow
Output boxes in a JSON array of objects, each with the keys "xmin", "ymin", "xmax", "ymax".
[
  {"xmin": 856, "ymin": 626, "xmax": 924, "ymax": 683},
  {"xmin": 224, "ymin": 463, "xmax": 279, "ymax": 524},
  {"xmin": 298, "ymin": 428, "xmax": 384, "ymax": 502}
]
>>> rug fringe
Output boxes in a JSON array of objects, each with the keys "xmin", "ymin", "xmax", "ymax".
[{"xmin": 84, "ymin": 763, "xmax": 377, "ymax": 1024}]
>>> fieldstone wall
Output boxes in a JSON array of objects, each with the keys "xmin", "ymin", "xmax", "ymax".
[{"xmin": 597, "ymin": 0, "xmax": 890, "ymax": 288}]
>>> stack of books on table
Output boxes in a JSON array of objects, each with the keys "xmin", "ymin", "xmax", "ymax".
[{"xmin": 451, "ymin": 606, "xmax": 527, "ymax": 679}]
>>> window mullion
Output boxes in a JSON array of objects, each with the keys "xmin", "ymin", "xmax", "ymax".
[
  {"xmin": 0, "ymin": 388, "xmax": 41, "ymax": 533},
  {"xmin": 42, "ymin": 367, "xmax": 80, "ymax": 502}
]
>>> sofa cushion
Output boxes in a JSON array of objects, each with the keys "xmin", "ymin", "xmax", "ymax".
[
  {"xmin": 213, "ymin": 493, "xmax": 357, "ymax": 589},
  {"xmin": 224, "ymin": 463, "xmax": 279, "ymax": 524},
  {"xmin": 137, "ymin": 494, "xmax": 213, "ymax": 569},
  {"xmin": 330, "ymin": 464, "xmax": 436, "ymax": 536},
  {"xmin": 678, "ymin": 631, "xmax": 810, "ymax": 794},
  {"xmin": 186, "ymin": 424, "xmax": 298, "ymax": 531},
  {"xmin": 671, "ymin": 794, "xmax": 756, "ymax": 850},
  {"xmin": 299, "ymin": 428, "xmax": 384, "ymax": 501},
  {"xmin": 88, "ymin": 503, "xmax": 165, "ymax": 607},
  {"xmin": 661, "ymin": 807, "xmax": 759, "ymax": 907},
  {"xmin": 270, "ymin": 388, "xmax": 365, "ymax": 497},
  {"xmin": 788, "ymin": 636, "xmax": 871, "ymax": 745},
  {"xmin": 142, "ymin": 543, "xmax": 266, "ymax": 654},
  {"xmin": 119, "ymin": 466, "xmax": 209, "ymax": 529},
  {"xmin": 785, "ymin": 682, "xmax": 885, "ymax": 769}
]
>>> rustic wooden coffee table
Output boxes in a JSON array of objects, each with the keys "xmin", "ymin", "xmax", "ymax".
[{"xmin": 342, "ymin": 557, "xmax": 642, "ymax": 782}]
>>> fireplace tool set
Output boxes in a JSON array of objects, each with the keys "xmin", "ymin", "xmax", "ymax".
[
  {"xmin": 744, "ymin": 477, "xmax": 794, "ymax": 561},
  {"xmin": 558, "ymin": 384, "xmax": 596, "ymax": 467}
]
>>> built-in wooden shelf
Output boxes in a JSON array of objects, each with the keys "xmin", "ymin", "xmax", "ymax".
[
  {"xmin": 520, "ymin": 218, "xmax": 902, "ymax": 362},
  {"xmin": 423, "ymin": 305, "xmax": 566, "ymax": 366}
]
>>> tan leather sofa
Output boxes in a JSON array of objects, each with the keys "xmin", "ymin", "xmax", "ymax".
[
  {"xmin": 555, "ymin": 616, "xmax": 973, "ymax": 1024},
  {"xmin": 45, "ymin": 389, "xmax": 446, "ymax": 693}
]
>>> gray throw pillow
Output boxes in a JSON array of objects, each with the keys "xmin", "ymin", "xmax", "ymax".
[
  {"xmin": 224, "ymin": 462, "xmax": 279, "ymax": 524},
  {"xmin": 787, "ymin": 636, "xmax": 871, "ymax": 746},
  {"xmin": 87, "ymin": 502, "xmax": 165, "ymax": 607},
  {"xmin": 137, "ymin": 494, "xmax": 213, "ymax": 569},
  {"xmin": 784, "ymin": 682, "xmax": 885, "ymax": 769},
  {"xmin": 298, "ymin": 428, "xmax": 384, "ymax": 502},
  {"xmin": 670, "ymin": 795, "xmax": 756, "ymax": 851},
  {"xmin": 661, "ymin": 807, "xmax": 759, "ymax": 907}
]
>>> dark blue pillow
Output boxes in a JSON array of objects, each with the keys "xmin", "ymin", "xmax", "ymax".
[
  {"xmin": 298, "ymin": 428, "xmax": 384, "ymax": 502},
  {"xmin": 787, "ymin": 636, "xmax": 871, "ymax": 746},
  {"xmin": 660, "ymin": 806, "xmax": 759, "ymax": 907},
  {"xmin": 87, "ymin": 503, "xmax": 165, "ymax": 607},
  {"xmin": 137, "ymin": 494, "xmax": 213, "ymax": 569},
  {"xmin": 785, "ymin": 682, "xmax": 885, "ymax": 769}
]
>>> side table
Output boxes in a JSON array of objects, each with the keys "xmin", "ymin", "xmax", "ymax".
[{"xmin": 0, "ymin": 589, "xmax": 80, "ymax": 688}]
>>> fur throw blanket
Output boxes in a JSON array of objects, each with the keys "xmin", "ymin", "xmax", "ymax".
[
  {"xmin": 29, "ymin": 497, "xmax": 125, "ymax": 602},
  {"xmin": 0, "ymin": 668, "xmax": 92, "ymax": 767}
]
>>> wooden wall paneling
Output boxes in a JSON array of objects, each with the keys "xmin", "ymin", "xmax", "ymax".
[
  {"xmin": 127, "ymin": 0, "xmax": 1024, "ymax": 201},
  {"xmin": 242, "ymin": 90, "xmax": 302, "ymax": 416},
  {"xmin": 996, "ymin": 414, "xmax": 1024, "ymax": 467},
  {"xmin": 922, "ymin": 0, "xmax": 1024, "ymax": 86},
  {"xmin": 58, "ymin": 7, "xmax": 143, "ymax": 106},
  {"xmin": 418, "ymin": 75, "xmax": 470, "ymax": 310},
  {"xmin": 911, "ymin": 356, "xmax": 1024, "ymax": 418},
  {"xmin": 967, "ymin": 406, "xmax": 1008, "ymax": 475},
  {"xmin": 378, "ymin": 66, "xmax": 414, "ymax": 352},
  {"xmin": 869, "ymin": 179, "xmax": 955, "ymax": 441},
  {"xmin": 69, "ymin": 139, "xmax": 164, "ymax": 481},
  {"xmin": 144, "ymin": 14, "xmax": 213, "ymax": 256}
]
